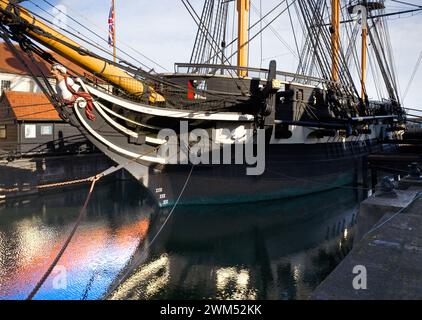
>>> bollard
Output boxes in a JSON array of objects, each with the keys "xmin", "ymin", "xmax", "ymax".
[
  {"xmin": 409, "ymin": 162, "xmax": 422, "ymax": 180},
  {"xmin": 376, "ymin": 176, "xmax": 397, "ymax": 198}
]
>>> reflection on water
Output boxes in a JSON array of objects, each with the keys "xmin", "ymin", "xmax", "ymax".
[
  {"xmin": 0, "ymin": 182, "xmax": 156, "ymax": 300},
  {"xmin": 109, "ymin": 185, "xmax": 361, "ymax": 301},
  {"xmin": 0, "ymin": 180, "xmax": 361, "ymax": 300}
]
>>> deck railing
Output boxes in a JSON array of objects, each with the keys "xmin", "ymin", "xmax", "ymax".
[{"xmin": 174, "ymin": 63, "xmax": 328, "ymax": 87}]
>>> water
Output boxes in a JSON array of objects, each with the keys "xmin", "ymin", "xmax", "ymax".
[
  {"xmin": 0, "ymin": 180, "xmax": 361, "ymax": 300},
  {"xmin": 0, "ymin": 181, "xmax": 155, "ymax": 300}
]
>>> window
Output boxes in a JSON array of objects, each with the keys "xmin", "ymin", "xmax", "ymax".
[
  {"xmin": 0, "ymin": 80, "xmax": 11, "ymax": 95},
  {"xmin": 24, "ymin": 124, "xmax": 37, "ymax": 139},
  {"xmin": 41, "ymin": 125, "xmax": 53, "ymax": 136},
  {"xmin": 0, "ymin": 125, "xmax": 6, "ymax": 139}
]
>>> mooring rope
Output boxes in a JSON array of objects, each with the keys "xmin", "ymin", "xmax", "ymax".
[
  {"xmin": 26, "ymin": 175, "xmax": 100, "ymax": 300},
  {"xmin": 0, "ymin": 173, "xmax": 114, "ymax": 195},
  {"xmin": 107, "ymin": 164, "xmax": 195, "ymax": 299},
  {"xmin": 361, "ymin": 192, "xmax": 422, "ymax": 240},
  {"xmin": 24, "ymin": 141, "xmax": 166, "ymax": 299}
]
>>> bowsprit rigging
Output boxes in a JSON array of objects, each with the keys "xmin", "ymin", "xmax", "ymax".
[{"xmin": 0, "ymin": 0, "xmax": 412, "ymax": 207}]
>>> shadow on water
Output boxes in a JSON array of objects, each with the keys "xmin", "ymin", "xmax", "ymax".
[
  {"xmin": 107, "ymin": 184, "xmax": 362, "ymax": 301},
  {"xmin": 0, "ymin": 179, "xmax": 363, "ymax": 300}
]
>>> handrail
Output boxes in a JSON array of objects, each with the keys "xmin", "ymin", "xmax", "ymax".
[{"xmin": 174, "ymin": 62, "xmax": 329, "ymax": 85}]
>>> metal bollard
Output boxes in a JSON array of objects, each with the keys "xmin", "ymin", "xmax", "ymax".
[
  {"xmin": 409, "ymin": 162, "xmax": 422, "ymax": 180},
  {"xmin": 376, "ymin": 176, "xmax": 397, "ymax": 198}
]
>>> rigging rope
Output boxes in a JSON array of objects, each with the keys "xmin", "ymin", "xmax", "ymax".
[
  {"xmin": 226, "ymin": 0, "xmax": 297, "ymax": 63},
  {"xmin": 391, "ymin": 0, "xmax": 422, "ymax": 9},
  {"xmin": 39, "ymin": 0, "xmax": 169, "ymax": 72},
  {"xmin": 197, "ymin": 0, "xmax": 290, "ymax": 67},
  {"xmin": 250, "ymin": 0, "xmax": 298, "ymax": 60},
  {"xmin": 0, "ymin": 5, "xmax": 248, "ymax": 111},
  {"xmin": 27, "ymin": 0, "xmax": 152, "ymax": 71},
  {"xmin": 181, "ymin": 0, "xmax": 249, "ymax": 92},
  {"xmin": 286, "ymin": 0, "xmax": 303, "ymax": 75},
  {"xmin": 1, "ymin": 3, "xmax": 208, "ymax": 102},
  {"xmin": 403, "ymin": 51, "xmax": 422, "ymax": 101}
]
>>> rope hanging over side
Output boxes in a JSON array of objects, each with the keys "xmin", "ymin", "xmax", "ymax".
[
  {"xmin": 24, "ymin": 137, "xmax": 168, "ymax": 299},
  {"xmin": 26, "ymin": 175, "xmax": 100, "ymax": 300}
]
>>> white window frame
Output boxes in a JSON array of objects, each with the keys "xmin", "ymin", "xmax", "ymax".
[
  {"xmin": 40, "ymin": 125, "xmax": 53, "ymax": 136},
  {"xmin": 24, "ymin": 124, "xmax": 37, "ymax": 139},
  {"xmin": 0, "ymin": 124, "xmax": 6, "ymax": 139}
]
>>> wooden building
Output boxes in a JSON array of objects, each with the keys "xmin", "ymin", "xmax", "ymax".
[
  {"xmin": 0, "ymin": 42, "xmax": 98, "ymax": 158},
  {"xmin": 0, "ymin": 91, "xmax": 91, "ymax": 156}
]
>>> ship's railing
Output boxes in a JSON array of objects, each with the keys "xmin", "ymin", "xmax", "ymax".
[
  {"xmin": 81, "ymin": 73, "xmax": 239, "ymax": 110},
  {"xmin": 174, "ymin": 63, "xmax": 327, "ymax": 87}
]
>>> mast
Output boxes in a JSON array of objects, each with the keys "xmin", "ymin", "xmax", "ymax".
[
  {"xmin": 237, "ymin": 0, "xmax": 249, "ymax": 77},
  {"xmin": 360, "ymin": 8, "xmax": 368, "ymax": 101},
  {"xmin": 331, "ymin": 0, "xmax": 340, "ymax": 82},
  {"xmin": 0, "ymin": 0, "xmax": 164, "ymax": 103},
  {"xmin": 353, "ymin": 2, "xmax": 379, "ymax": 101}
]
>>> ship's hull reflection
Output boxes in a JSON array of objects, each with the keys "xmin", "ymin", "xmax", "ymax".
[
  {"xmin": 0, "ymin": 180, "xmax": 361, "ymax": 300},
  {"xmin": 109, "ymin": 186, "xmax": 361, "ymax": 300}
]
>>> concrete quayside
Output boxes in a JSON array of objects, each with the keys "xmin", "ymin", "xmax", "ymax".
[{"xmin": 313, "ymin": 176, "xmax": 422, "ymax": 300}]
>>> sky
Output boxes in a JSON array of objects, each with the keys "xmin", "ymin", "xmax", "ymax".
[{"xmin": 23, "ymin": 0, "xmax": 422, "ymax": 111}]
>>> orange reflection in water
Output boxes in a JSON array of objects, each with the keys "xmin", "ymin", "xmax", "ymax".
[{"xmin": 1, "ymin": 218, "xmax": 150, "ymax": 296}]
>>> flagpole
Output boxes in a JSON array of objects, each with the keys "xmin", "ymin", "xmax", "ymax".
[{"xmin": 113, "ymin": 0, "xmax": 116, "ymax": 63}]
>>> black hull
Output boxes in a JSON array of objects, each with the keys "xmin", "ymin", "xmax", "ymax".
[
  {"xmin": 57, "ymin": 89, "xmax": 385, "ymax": 208},
  {"xmin": 146, "ymin": 141, "xmax": 377, "ymax": 207}
]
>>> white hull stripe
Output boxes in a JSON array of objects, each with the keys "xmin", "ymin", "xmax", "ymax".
[
  {"xmin": 74, "ymin": 105, "xmax": 166, "ymax": 164},
  {"xmin": 95, "ymin": 101, "xmax": 166, "ymax": 145},
  {"xmin": 82, "ymin": 81, "xmax": 255, "ymax": 122},
  {"xmin": 77, "ymin": 79, "xmax": 166, "ymax": 146}
]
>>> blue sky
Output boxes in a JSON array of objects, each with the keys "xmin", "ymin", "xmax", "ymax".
[{"xmin": 24, "ymin": 0, "xmax": 422, "ymax": 110}]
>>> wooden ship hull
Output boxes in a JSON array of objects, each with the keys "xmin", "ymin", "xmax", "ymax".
[
  {"xmin": 0, "ymin": 0, "xmax": 406, "ymax": 207},
  {"xmin": 58, "ymin": 74, "xmax": 388, "ymax": 207}
]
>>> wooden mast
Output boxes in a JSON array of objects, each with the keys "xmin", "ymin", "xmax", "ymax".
[
  {"xmin": 331, "ymin": 0, "xmax": 340, "ymax": 82},
  {"xmin": 237, "ymin": 0, "xmax": 249, "ymax": 77},
  {"xmin": 0, "ymin": 0, "xmax": 164, "ymax": 103}
]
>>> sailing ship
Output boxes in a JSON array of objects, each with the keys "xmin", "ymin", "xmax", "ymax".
[{"xmin": 0, "ymin": 0, "xmax": 410, "ymax": 206}]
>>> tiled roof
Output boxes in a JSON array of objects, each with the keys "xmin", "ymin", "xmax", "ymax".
[
  {"xmin": 0, "ymin": 42, "xmax": 91, "ymax": 77},
  {"xmin": 0, "ymin": 91, "xmax": 61, "ymax": 121}
]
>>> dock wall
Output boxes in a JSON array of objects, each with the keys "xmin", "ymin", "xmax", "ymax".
[{"xmin": 312, "ymin": 179, "xmax": 422, "ymax": 300}]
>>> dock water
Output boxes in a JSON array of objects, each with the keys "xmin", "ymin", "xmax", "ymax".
[{"xmin": 0, "ymin": 153, "xmax": 121, "ymax": 201}]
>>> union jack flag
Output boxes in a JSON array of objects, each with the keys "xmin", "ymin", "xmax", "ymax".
[{"xmin": 108, "ymin": 1, "xmax": 115, "ymax": 47}]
